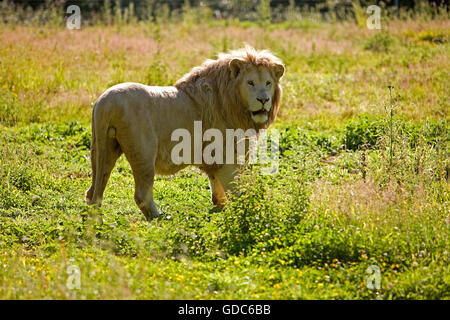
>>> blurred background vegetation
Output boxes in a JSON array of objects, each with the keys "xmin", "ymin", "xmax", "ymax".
[{"xmin": 1, "ymin": 0, "xmax": 448, "ymax": 26}]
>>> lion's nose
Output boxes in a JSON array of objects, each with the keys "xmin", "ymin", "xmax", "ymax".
[{"xmin": 257, "ymin": 98, "xmax": 269, "ymax": 106}]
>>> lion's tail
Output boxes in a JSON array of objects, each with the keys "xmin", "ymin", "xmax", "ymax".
[{"xmin": 88, "ymin": 96, "xmax": 117, "ymax": 205}]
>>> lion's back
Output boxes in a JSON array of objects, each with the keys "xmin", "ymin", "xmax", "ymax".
[{"xmin": 94, "ymin": 82, "xmax": 190, "ymax": 125}]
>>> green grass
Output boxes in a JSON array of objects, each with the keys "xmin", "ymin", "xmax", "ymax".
[{"xmin": 0, "ymin": 17, "xmax": 449, "ymax": 299}]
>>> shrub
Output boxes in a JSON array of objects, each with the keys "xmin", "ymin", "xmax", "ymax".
[
  {"xmin": 218, "ymin": 147, "xmax": 313, "ymax": 261},
  {"xmin": 343, "ymin": 115, "xmax": 384, "ymax": 150},
  {"xmin": 363, "ymin": 32, "xmax": 397, "ymax": 52}
]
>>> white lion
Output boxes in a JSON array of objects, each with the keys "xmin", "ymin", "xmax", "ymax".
[{"xmin": 85, "ymin": 46, "xmax": 285, "ymax": 219}]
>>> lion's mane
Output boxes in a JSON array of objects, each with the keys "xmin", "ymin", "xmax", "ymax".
[{"xmin": 174, "ymin": 46, "xmax": 284, "ymax": 131}]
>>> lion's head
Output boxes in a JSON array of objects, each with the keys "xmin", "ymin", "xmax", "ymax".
[{"xmin": 174, "ymin": 46, "xmax": 285, "ymax": 130}]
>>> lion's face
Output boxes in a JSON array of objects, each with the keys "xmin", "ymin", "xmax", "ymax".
[
  {"xmin": 237, "ymin": 66, "xmax": 276, "ymax": 124},
  {"xmin": 229, "ymin": 59, "xmax": 284, "ymax": 125}
]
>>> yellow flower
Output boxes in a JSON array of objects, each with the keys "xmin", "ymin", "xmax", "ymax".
[
  {"xmin": 273, "ymin": 283, "xmax": 282, "ymax": 289},
  {"xmin": 176, "ymin": 275, "xmax": 184, "ymax": 281}
]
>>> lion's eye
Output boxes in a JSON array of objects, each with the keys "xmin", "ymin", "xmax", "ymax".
[
  {"xmin": 266, "ymin": 81, "xmax": 271, "ymax": 86},
  {"xmin": 247, "ymin": 80, "xmax": 254, "ymax": 86}
]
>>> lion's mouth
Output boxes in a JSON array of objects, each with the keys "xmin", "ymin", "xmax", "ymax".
[
  {"xmin": 251, "ymin": 109, "xmax": 268, "ymax": 117},
  {"xmin": 250, "ymin": 109, "xmax": 269, "ymax": 124}
]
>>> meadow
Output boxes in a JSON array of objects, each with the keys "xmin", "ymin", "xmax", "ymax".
[{"xmin": 0, "ymin": 5, "xmax": 449, "ymax": 299}]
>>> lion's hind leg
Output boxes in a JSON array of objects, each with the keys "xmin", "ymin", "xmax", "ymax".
[
  {"xmin": 117, "ymin": 132, "xmax": 161, "ymax": 220},
  {"xmin": 130, "ymin": 156, "xmax": 160, "ymax": 220}
]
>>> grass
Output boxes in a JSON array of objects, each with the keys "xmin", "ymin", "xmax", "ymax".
[{"xmin": 0, "ymin": 15, "xmax": 449, "ymax": 299}]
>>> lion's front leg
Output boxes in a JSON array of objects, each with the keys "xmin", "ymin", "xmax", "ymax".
[
  {"xmin": 209, "ymin": 164, "xmax": 240, "ymax": 207},
  {"xmin": 207, "ymin": 173, "xmax": 227, "ymax": 207}
]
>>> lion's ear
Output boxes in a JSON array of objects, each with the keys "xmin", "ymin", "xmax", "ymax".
[
  {"xmin": 200, "ymin": 80, "xmax": 214, "ymax": 107},
  {"xmin": 229, "ymin": 59, "xmax": 244, "ymax": 79},
  {"xmin": 201, "ymin": 80, "xmax": 212, "ymax": 94},
  {"xmin": 273, "ymin": 63, "xmax": 285, "ymax": 79}
]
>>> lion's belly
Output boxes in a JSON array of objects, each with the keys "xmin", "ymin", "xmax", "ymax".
[
  {"xmin": 154, "ymin": 144, "xmax": 188, "ymax": 175},
  {"xmin": 154, "ymin": 159, "xmax": 188, "ymax": 176}
]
